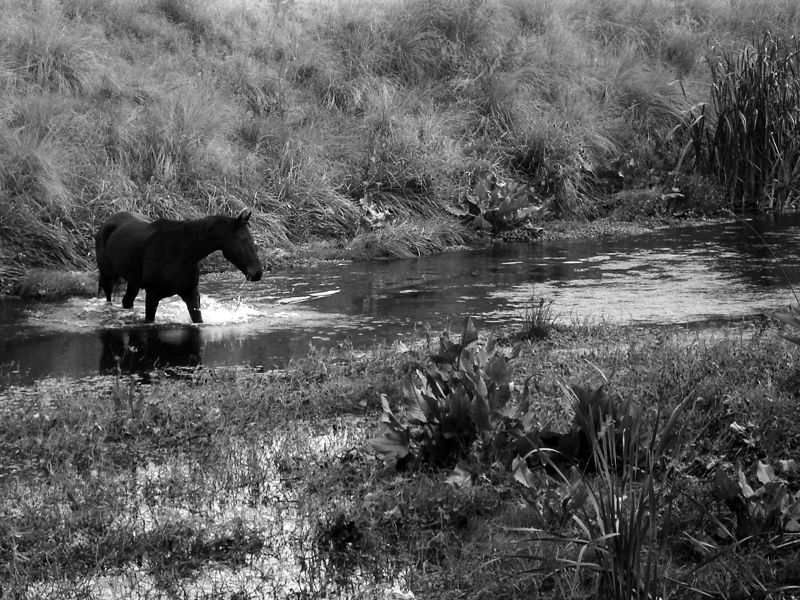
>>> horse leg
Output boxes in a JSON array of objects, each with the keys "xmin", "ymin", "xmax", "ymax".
[
  {"xmin": 98, "ymin": 275, "xmax": 114, "ymax": 302},
  {"xmin": 122, "ymin": 284, "xmax": 139, "ymax": 309},
  {"xmin": 180, "ymin": 290, "xmax": 203, "ymax": 324},
  {"xmin": 144, "ymin": 292, "xmax": 160, "ymax": 323}
]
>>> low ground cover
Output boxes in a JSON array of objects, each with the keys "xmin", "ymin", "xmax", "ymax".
[{"xmin": 2, "ymin": 319, "xmax": 799, "ymax": 598}]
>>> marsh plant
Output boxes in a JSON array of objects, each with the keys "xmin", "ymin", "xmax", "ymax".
[
  {"xmin": 513, "ymin": 384, "xmax": 687, "ymax": 599},
  {"xmin": 371, "ymin": 317, "xmax": 521, "ymax": 468},
  {"xmin": 449, "ymin": 173, "xmax": 546, "ymax": 233},
  {"xmin": 679, "ymin": 33, "xmax": 800, "ymax": 211},
  {"xmin": 770, "ymin": 303, "xmax": 800, "ymax": 346},
  {"xmin": 519, "ymin": 290, "xmax": 558, "ymax": 341},
  {"xmin": 714, "ymin": 460, "xmax": 800, "ymax": 537}
]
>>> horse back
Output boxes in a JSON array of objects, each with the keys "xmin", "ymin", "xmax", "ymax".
[{"xmin": 96, "ymin": 212, "xmax": 155, "ymax": 281}]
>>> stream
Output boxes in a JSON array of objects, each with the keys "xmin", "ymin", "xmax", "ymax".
[{"xmin": 3, "ymin": 214, "xmax": 800, "ymax": 386}]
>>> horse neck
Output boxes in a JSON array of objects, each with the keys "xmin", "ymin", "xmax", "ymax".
[{"xmin": 180, "ymin": 218, "xmax": 227, "ymax": 262}]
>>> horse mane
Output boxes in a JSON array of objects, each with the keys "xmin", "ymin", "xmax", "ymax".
[
  {"xmin": 152, "ymin": 215, "xmax": 236, "ymax": 229},
  {"xmin": 146, "ymin": 216, "xmax": 245, "ymax": 254}
]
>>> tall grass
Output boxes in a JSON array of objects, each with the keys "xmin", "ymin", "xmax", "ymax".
[
  {"xmin": 106, "ymin": 83, "xmax": 238, "ymax": 190},
  {"xmin": 561, "ymin": 385, "xmax": 680, "ymax": 600},
  {"xmin": 680, "ymin": 33, "xmax": 800, "ymax": 210},
  {"xmin": 2, "ymin": 0, "xmax": 798, "ymax": 284},
  {"xmin": 2, "ymin": 16, "xmax": 105, "ymax": 96},
  {"xmin": 513, "ymin": 380, "xmax": 688, "ymax": 598},
  {"xmin": 0, "ymin": 125, "xmax": 69, "ymax": 213}
]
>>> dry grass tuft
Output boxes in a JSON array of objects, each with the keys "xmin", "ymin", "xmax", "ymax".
[
  {"xmin": 348, "ymin": 216, "xmax": 473, "ymax": 259},
  {"xmin": 1, "ymin": 14, "xmax": 105, "ymax": 96}
]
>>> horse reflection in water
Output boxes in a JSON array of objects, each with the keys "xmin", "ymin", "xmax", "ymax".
[
  {"xmin": 95, "ymin": 209, "xmax": 262, "ymax": 323},
  {"xmin": 99, "ymin": 327, "xmax": 202, "ymax": 375}
]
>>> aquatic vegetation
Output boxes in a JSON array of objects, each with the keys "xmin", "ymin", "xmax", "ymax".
[
  {"xmin": 513, "ymin": 382, "xmax": 687, "ymax": 600},
  {"xmin": 769, "ymin": 303, "xmax": 800, "ymax": 345},
  {"xmin": 448, "ymin": 173, "xmax": 546, "ymax": 234},
  {"xmin": 678, "ymin": 33, "xmax": 800, "ymax": 211},
  {"xmin": 518, "ymin": 290, "xmax": 558, "ymax": 341},
  {"xmin": 372, "ymin": 319, "xmax": 800, "ymax": 597},
  {"xmin": 714, "ymin": 460, "xmax": 800, "ymax": 536},
  {"xmin": 371, "ymin": 318, "xmax": 520, "ymax": 468}
]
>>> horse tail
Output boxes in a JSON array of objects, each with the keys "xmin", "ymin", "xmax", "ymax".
[{"xmin": 95, "ymin": 219, "xmax": 122, "ymax": 298}]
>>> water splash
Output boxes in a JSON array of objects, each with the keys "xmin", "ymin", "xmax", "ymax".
[
  {"xmin": 24, "ymin": 295, "xmax": 263, "ymax": 330},
  {"xmin": 195, "ymin": 296, "xmax": 261, "ymax": 325}
]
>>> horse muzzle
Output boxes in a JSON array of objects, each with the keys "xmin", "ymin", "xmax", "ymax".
[{"xmin": 246, "ymin": 269, "xmax": 263, "ymax": 282}]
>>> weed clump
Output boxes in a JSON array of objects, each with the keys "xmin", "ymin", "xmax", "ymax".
[{"xmin": 372, "ymin": 318, "xmax": 800, "ymax": 597}]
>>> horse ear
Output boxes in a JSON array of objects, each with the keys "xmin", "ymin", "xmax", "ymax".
[{"xmin": 237, "ymin": 209, "xmax": 251, "ymax": 224}]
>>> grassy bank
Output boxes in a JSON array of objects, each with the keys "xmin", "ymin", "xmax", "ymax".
[
  {"xmin": 3, "ymin": 0, "xmax": 800, "ymax": 287},
  {"xmin": 2, "ymin": 319, "xmax": 799, "ymax": 598}
]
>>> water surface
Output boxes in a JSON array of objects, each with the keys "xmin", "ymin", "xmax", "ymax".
[{"xmin": 3, "ymin": 215, "xmax": 800, "ymax": 385}]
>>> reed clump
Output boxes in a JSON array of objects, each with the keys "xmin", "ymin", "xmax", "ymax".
[{"xmin": 680, "ymin": 33, "xmax": 800, "ymax": 211}]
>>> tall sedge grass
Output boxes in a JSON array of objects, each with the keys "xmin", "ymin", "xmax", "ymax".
[
  {"xmin": 519, "ymin": 291, "xmax": 558, "ymax": 340},
  {"xmin": 0, "ymin": 125, "xmax": 69, "ymax": 213},
  {"xmin": 600, "ymin": 46, "xmax": 685, "ymax": 142},
  {"xmin": 2, "ymin": 15, "xmax": 105, "ymax": 96},
  {"xmin": 518, "ymin": 384, "xmax": 686, "ymax": 599},
  {"xmin": 679, "ymin": 33, "xmax": 800, "ymax": 210},
  {"xmin": 716, "ymin": 0, "xmax": 800, "ymax": 40},
  {"xmin": 563, "ymin": 385, "xmax": 680, "ymax": 600},
  {"xmin": 106, "ymin": 83, "xmax": 238, "ymax": 190},
  {"xmin": 381, "ymin": 0, "xmax": 500, "ymax": 86}
]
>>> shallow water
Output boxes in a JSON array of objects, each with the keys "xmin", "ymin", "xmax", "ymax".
[{"xmin": 3, "ymin": 214, "xmax": 800, "ymax": 385}]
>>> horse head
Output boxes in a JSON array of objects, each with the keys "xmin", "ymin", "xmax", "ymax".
[{"xmin": 220, "ymin": 209, "xmax": 263, "ymax": 282}]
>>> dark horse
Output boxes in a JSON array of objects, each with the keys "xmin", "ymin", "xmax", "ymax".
[{"xmin": 95, "ymin": 210, "xmax": 262, "ymax": 323}]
